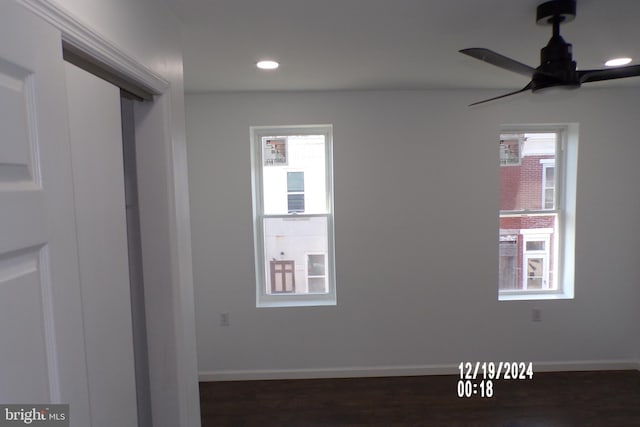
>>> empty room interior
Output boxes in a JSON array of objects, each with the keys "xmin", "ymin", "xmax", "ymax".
[{"xmin": 1, "ymin": 0, "xmax": 640, "ymax": 426}]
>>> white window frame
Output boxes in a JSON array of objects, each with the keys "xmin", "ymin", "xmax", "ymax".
[
  {"xmin": 499, "ymin": 124, "xmax": 577, "ymax": 301},
  {"xmin": 251, "ymin": 125, "xmax": 336, "ymax": 307}
]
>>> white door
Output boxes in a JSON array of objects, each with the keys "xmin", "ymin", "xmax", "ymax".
[
  {"xmin": 64, "ymin": 62, "xmax": 139, "ymax": 427},
  {"xmin": 0, "ymin": 1, "xmax": 91, "ymax": 424}
]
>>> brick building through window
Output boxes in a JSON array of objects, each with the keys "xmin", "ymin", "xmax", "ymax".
[{"xmin": 499, "ymin": 132, "xmax": 557, "ymax": 292}]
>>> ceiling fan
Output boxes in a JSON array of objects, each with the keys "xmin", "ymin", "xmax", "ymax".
[{"xmin": 460, "ymin": 0, "xmax": 640, "ymax": 106}]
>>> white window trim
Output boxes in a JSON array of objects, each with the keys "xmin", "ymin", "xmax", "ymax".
[
  {"xmin": 251, "ymin": 125, "xmax": 337, "ymax": 307},
  {"xmin": 499, "ymin": 124, "xmax": 577, "ymax": 301}
]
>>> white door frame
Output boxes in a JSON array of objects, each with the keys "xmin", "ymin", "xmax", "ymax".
[
  {"xmin": 15, "ymin": 1, "xmax": 200, "ymax": 426},
  {"xmin": 18, "ymin": 1, "xmax": 168, "ymax": 95}
]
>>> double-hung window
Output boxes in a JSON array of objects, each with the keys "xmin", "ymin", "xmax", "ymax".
[
  {"xmin": 498, "ymin": 126, "xmax": 577, "ymax": 300},
  {"xmin": 251, "ymin": 125, "xmax": 336, "ymax": 307}
]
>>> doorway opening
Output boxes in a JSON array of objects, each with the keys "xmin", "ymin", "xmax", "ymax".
[{"xmin": 64, "ymin": 48, "xmax": 154, "ymax": 427}]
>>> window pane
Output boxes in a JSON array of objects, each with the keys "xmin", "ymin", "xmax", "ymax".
[
  {"xmin": 526, "ymin": 258, "xmax": 544, "ymax": 289},
  {"xmin": 287, "ymin": 194, "xmax": 305, "ymax": 213},
  {"xmin": 308, "ymin": 254, "xmax": 326, "ymax": 276},
  {"xmin": 308, "ymin": 277, "xmax": 327, "ymax": 294},
  {"xmin": 544, "ymin": 189, "xmax": 555, "ymax": 209},
  {"xmin": 545, "ymin": 167, "xmax": 555, "ymax": 186},
  {"xmin": 526, "ymin": 241, "xmax": 545, "ymax": 251},
  {"xmin": 287, "ymin": 171, "xmax": 305, "ymax": 192},
  {"xmin": 263, "ymin": 216, "xmax": 328, "ymax": 295},
  {"xmin": 500, "ymin": 133, "xmax": 556, "ymax": 211},
  {"xmin": 263, "ymin": 135, "xmax": 326, "ymax": 215},
  {"xmin": 499, "ymin": 214, "xmax": 556, "ymax": 291}
]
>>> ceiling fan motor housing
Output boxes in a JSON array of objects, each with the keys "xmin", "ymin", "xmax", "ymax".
[
  {"xmin": 536, "ymin": 0, "xmax": 576, "ymax": 25},
  {"xmin": 533, "ymin": 37, "xmax": 579, "ymax": 91},
  {"xmin": 532, "ymin": 0, "xmax": 580, "ymax": 91}
]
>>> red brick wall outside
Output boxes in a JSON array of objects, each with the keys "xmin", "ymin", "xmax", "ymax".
[{"xmin": 500, "ymin": 155, "xmax": 553, "ymax": 211}]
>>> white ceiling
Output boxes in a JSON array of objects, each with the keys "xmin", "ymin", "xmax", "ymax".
[{"xmin": 166, "ymin": 0, "xmax": 640, "ymax": 93}]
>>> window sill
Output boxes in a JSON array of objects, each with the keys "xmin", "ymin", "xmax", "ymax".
[
  {"xmin": 499, "ymin": 290, "xmax": 573, "ymax": 301},
  {"xmin": 257, "ymin": 295, "xmax": 337, "ymax": 308}
]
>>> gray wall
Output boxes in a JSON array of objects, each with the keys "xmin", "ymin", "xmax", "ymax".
[{"xmin": 186, "ymin": 89, "xmax": 640, "ymax": 378}]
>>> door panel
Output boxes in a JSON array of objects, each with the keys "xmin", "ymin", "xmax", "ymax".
[
  {"xmin": 64, "ymin": 62, "xmax": 139, "ymax": 427},
  {"xmin": 0, "ymin": 247, "xmax": 49, "ymax": 401},
  {"xmin": 0, "ymin": 1, "xmax": 91, "ymax": 424},
  {"xmin": 0, "ymin": 59, "xmax": 34, "ymax": 184}
]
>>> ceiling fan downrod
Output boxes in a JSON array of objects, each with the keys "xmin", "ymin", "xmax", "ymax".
[{"xmin": 534, "ymin": 1, "xmax": 579, "ymax": 91}]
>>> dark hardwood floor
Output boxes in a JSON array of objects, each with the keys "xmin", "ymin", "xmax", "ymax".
[{"xmin": 200, "ymin": 370, "xmax": 640, "ymax": 426}]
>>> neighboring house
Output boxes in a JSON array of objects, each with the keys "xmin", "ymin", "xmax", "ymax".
[
  {"xmin": 262, "ymin": 135, "xmax": 329, "ymax": 294},
  {"xmin": 499, "ymin": 133, "xmax": 556, "ymax": 291}
]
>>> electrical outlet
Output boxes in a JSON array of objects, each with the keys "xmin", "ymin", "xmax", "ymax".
[
  {"xmin": 532, "ymin": 308, "xmax": 542, "ymax": 322},
  {"xmin": 220, "ymin": 312, "xmax": 230, "ymax": 327}
]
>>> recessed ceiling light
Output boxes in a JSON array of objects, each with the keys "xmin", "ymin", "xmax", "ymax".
[
  {"xmin": 605, "ymin": 57, "xmax": 632, "ymax": 67},
  {"xmin": 256, "ymin": 60, "xmax": 279, "ymax": 70}
]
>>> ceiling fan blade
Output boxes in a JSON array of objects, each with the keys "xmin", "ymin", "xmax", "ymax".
[
  {"xmin": 578, "ymin": 65, "xmax": 640, "ymax": 83},
  {"xmin": 469, "ymin": 83, "xmax": 533, "ymax": 107},
  {"xmin": 460, "ymin": 48, "xmax": 537, "ymax": 78}
]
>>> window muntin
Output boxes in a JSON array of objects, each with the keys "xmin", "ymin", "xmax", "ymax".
[
  {"xmin": 499, "ymin": 130, "xmax": 565, "ymax": 298},
  {"xmin": 252, "ymin": 125, "xmax": 336, "ymax": 307}
]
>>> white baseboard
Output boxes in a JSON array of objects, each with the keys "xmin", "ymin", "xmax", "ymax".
[
  {"xmin": 199, "ymin": 359, "xmax": 638, "ymax": 382},
  {"xmin": 199, "ymin": 364, "xmax": 456, "ymax": 382}
]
